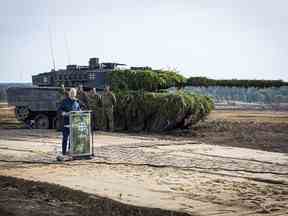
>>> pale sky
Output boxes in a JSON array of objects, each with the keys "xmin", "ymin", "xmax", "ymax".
[{"xmin": 1, "ymin": 0, "xmax": 288, "ymax": 82}]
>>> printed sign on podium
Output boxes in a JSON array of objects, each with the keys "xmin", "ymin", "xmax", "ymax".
[{"xmin": 69, "ymin": 111, "xmax": 92, "ymax": 157}]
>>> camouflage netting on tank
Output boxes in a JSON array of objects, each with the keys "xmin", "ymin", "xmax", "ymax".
[
  {"xmin": 89, "ymin": 91, "xmax": 214, "ymax": 132},
  {"xmin": 107, "ymin": 69, "xmax": 186, "ymax": 91}
]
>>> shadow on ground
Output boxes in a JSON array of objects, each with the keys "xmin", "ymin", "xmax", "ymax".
[{"xmin": 0, "ymin": 175, "xmax": 191, "ymax": 216}]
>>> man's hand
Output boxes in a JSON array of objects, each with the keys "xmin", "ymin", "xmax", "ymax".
[{"xmin": 62, "ymin": 112, "xmax": 69, "ymax": 116}]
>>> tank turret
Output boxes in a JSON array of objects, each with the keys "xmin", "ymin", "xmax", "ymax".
[{"xmin": 32, "ymin": 57, "xmax": 125, "ymax": 90}]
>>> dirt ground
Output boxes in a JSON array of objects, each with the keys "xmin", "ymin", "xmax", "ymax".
[
  {"xmin": 0, "ymin": 175, "xmax": 187, "ymax": 216},
  {"xmin": 182, "ymin": 110, "xmax": 288, "ymax": 153},
  {"xmin": 0, "ymin": 105, "xmax": 288, "ymax": 216}
]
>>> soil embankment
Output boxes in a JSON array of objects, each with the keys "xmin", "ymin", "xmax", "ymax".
[
  {"xmin": 169, "ymin": 110, "xmax": 288, "ymax": 153},
  {"xmin": 0, "ymin": 175, "xmax": 189, "ymax": 216}
]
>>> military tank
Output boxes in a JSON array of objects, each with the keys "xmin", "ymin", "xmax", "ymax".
[{"xmin": 7, "ymin": 57, "xmax": 214, "ymax": 130}]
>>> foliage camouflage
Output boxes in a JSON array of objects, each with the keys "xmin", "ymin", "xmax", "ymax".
[
  {"xmin": 107, "ymin": 69, "xmax": 287, "ymax": 90},
  {"xmin": 89, "ymin": 91, "xmax": 214, "ymax": 132},
  {"xmin": 107, "ymin": 69, "xmax": 186, "ymax": 91},
  {"xmin": 186, "ymin": 76, "xmax": 288, "ymax": 88},
  {"xmin": 88, "ymin": 69, "xmax": 213, "ymax": 132}
]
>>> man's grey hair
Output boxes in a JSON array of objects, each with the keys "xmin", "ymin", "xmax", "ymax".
[{"xmin": 69, "ymin": 88, "xmax": 77, "ymax": 98}]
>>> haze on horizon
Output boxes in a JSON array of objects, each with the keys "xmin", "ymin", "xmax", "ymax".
[{"xmin": 1, "ymin": 0, "xmax": 288, "ymax": 82}]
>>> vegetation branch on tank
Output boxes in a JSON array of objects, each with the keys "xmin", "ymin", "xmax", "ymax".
[
  {"xmin": 107, "ymin": 69, "xmax": 287, "ymax": 91},
  {"xmin": 186, "ymin": 76, "xmax": 288, "ymax": 88}
]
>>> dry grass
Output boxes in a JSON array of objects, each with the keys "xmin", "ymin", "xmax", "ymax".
[
  {"xmin": 0, "ymin": 103, "xmax": 23, "ymax": 129},
  {"xmin": 0, "ymin": 103, "xmax": 8, "ymax": 108}
]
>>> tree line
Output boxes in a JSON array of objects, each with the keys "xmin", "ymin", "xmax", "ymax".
[
  {"xmin": 0, "ymin": 88, "xmax": 6, "ymax": 102},
  {"xmin": 183, "ymin": 86, "xmax": 288, "ymax": 104}
]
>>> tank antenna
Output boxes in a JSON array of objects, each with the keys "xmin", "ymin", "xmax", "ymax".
[
  {"xmin": 48, "ymin": 24, "xmax": 56, "ymax": 70},
  {"xmin": 64, "ymin": 32, "xmax": 71, "ymax": 65}
]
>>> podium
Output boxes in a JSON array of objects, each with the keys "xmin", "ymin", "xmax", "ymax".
[{"xmin": 69, "ymin": 111, "xmax": 93, "ymax": 158}]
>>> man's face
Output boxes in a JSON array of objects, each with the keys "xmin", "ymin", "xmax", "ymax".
[{"xmin": 90, "ymin": 89, "xmax": 96, "ymax": 95}]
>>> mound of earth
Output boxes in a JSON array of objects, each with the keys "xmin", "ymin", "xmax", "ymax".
[{"xmin": 0, "ymin": 175, "xmax": 189, "ymax": 216}]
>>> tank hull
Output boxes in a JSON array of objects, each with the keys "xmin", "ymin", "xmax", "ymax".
[{"xmin": 7, "ymin": 87, "xmax": 61, "ymax": 129}]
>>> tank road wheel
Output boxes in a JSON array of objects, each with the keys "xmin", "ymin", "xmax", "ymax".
[
  {"xmin": 15, "ymin": 106, "xmax": 30, "ymax": 121},
  {"xmin": 34, "ymin": 114, "xmax": 50, "ymax": 129}
]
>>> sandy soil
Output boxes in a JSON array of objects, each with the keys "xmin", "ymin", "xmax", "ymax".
[
  {"xmin": 1, "ymin": 129, "xmax": 288, "ymax": 215},
  {"xmin": 0, "ymin": 106, "xmax": 288, "ymax": 215}
]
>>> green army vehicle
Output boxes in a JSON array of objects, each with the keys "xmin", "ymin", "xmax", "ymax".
[{"xmin": 7, "ymin": 57, "xmax": 214, "ymax": 130}]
